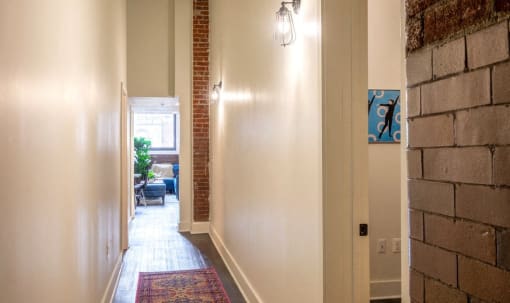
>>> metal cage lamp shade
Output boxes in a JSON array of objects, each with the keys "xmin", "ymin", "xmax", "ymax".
[
  {"xmin": 211, "ymin": 81, "xmax": 222, "ymax": 101},
  {"xmin": 275, "ymin": 0, "xmax": 300, "ymax": 47}
]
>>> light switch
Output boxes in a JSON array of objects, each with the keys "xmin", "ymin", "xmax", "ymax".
[
  {"xmin": 392, "ymin": 238, "xmax": 401, "ymax": 253},
  {"xmin": 377, "ymin": 239, "xmax": 387, "ymax": 254}
]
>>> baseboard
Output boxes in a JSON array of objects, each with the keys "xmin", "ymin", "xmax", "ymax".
[
  {"xmin": 179, "ymin": 221, "xmax": 191, "ymax": 232},
  {"xmin": 190, "ymin": 221, "xmax": 210, "ymax": 234},
  {"xmin": 370, "ymin": 279, "xmax": 401, "ymax": 300},
  {"xmin": 210, "ymin": 224, "xmax": 263, "ymax": 303},
  {"xmin": 101, "ymin": 253, "xmax": 123, "ymax": 303}
]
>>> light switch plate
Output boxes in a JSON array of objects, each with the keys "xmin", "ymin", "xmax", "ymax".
[
  {"xmin": 392, "ymin": 238, "xmax": 401, "ymax": 253},
  {"xmin": 377, "ymin": 239, "xmax": 387, "ymax": 254}
]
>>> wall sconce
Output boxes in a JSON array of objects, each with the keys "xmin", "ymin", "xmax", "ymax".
[
  {"xmin": 275, "ymin": 0, "xmax": 301, "ymax": 47},
  {"xmin": 211, "ymin": 81, "xmax": 223, "ymax": 101}
]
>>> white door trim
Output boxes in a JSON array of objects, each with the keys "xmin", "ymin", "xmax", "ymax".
[
  {"xmin": 322, "ymin": 0, "xmax": 369, "ymax": 301},
  {"xmin": 174, "ymin": 0, "xmax": 193, "ymax": 231},
  {"xmin": 400, "ymin": 0, "xmax": 410, "ymax": 301},
  {"xmin": 120, "ymin": 82, "xmax": 130, "ymax": 251}
]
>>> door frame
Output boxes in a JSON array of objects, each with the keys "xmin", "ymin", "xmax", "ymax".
[
  {"xmin": 399, "ymin": 0, "xmax": 410, "ymax": 301},
  {"xmin": 322, "ymin": 0, "xmax": 370, "ymax": 301},
  {"xmin": 174, "ymin": 0, "xmax": 193, "ymax": 232},
  {"xmin": 120, "ymin": 82, "xmax": 132, "ymax": 251}
]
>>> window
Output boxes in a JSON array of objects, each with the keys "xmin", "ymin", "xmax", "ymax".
[{"xmin": 134, "ymin": 113, "xmax": 177, "ymax": 151}]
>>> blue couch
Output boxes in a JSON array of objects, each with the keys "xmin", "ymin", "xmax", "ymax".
[
  {"xmin": 162, "ymin": 178, "xmax": 175, "ymax": 194},
  {"xmin": 174, "ymin": 165, "xmax": 179, "ymax": 199},
  {"xmin": 160, "ymin": 164, "xmax": 179, "ymax": 197}
]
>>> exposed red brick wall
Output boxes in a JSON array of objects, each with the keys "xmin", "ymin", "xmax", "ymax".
[
  {"xmin": 193, "ymin": 0, "xmax": 210, "ymax": 222},
  {"xmin": 406, "ymin": 9, "xmax": 510, "ymax": 302},
  {"xmin": 406, "ymin": 0, "xmax": 510, "ymax": 52}
]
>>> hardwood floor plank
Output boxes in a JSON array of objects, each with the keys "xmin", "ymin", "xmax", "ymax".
[{"xmin": 113, "ymin": 195, "xmax": 245, "ymax": 303}]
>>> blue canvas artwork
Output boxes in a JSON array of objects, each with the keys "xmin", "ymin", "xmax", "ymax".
[{"xmin": 368, "ymin": 90, "xmax": 401, "ymax": 143}]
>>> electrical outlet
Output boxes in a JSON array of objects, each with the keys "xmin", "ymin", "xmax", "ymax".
[
  {"xmin": 392, "ymin": 238, "xmax": 401, "ymax": 253},
  {"xmin": 377, "ymin": 239, "xmax": 387, "ymax": 254}
]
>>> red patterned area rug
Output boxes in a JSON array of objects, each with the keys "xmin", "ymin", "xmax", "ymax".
[{"xmin": 135, "ymin": 267, "xmax": 232, "ymax": 303}]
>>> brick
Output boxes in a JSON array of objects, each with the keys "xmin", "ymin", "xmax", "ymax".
[
  {"xmin": 459, "ymin": 0, "xmax": 492, "ymax": 28},
  {"xmin": 411, "ymin": 240, "xmax": 458, "ymax": 286},
  {"xmin": 408, "ymin": 150, "xmax": 423, "ymax": 179},
  {"xmin": 456, "ymin": 105, "xmax": 510, "ymax": 146},
  {"xmin": 433, "ymin": 38, "xmax": 465, "ymax": 78},
  {"xmin": 409, "ymin": 180, "xmax": 454, "ymax": 215},
  {"xmin": 406, "ymin": 0, "xmax": 437, "ymax": 16},
  {"xmin": 424, "ymin": 214, "xmax": 496, "ymax": 263},
  {"xmin": 495, "ymin": 0, "xmax": 510, "ymax": 11},
  {"xmin": 408, "ymin": 114, "xmax": 454, "ymax": 147},
  {"xmin": 192, "ymin": 0, "xmax": 210, "ymax": 222},
  {"xmin": 498, "ymin": 230, "xmax": 510, "ymax": 270},
  {"xmin": 423, "ymin": 1, "xmax": 462, "ymax": 44},
  {"xmin": 493, "ymin": 61, "xmax": 510, "ymax": 104},
  {"xmin": 421, "ymin": 69, "xmax": 490, "ymax": 114},
  {"xmin": 495, "ymin": 147, "xmax": 510, "ymax": 185},
  {"xmin": 467, "ymin": 22, "xmax": 509, "ymax": 69},
  {"xmin": 407, "ymin": 86, "xmax": 421, "ymax": 117},
  {"xmin": 411, "ymin": 269, "xmax": 425, "ymax": 303},
  {"xmin": 425, "ymin": 278, "xmax": 467, "ymax": 303},
  {"xmin": 423, "ymin": 0, "xmax": 491, "ymax": 44},
  {"xmin": 407, "ymin": 49, "xmax": 433, "ymax": 86},
  {"xmin": 423, "ymin": 147, "xmax": 492, "ymax": 184},
  {"xmin": 459, "ymin": 256, "xmax": 510, "ymax": 302},
  {"xmin": 457, "ymin": 185, "xmax": 510, "ymax": 228},
  {"xmin": 423, "ymin": 10, "xmax": 436, "ymax": 43},
  {"xmin": 410, "ymin": 210, "xmax": 424, "ymax": 240},
  {"xmin": 407, "ymin": 16, "xmax": 424, "ymax": 52}
]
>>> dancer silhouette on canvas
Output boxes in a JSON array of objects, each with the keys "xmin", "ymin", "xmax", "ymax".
[
  {"xmin": 368, "ymin": 95, "xmax": 376, "ymax": 114},
  {"xmin": 378, "ymin": 96, "xmax": 399, "ymax": 139}
]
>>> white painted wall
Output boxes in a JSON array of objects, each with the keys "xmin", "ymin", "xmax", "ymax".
[
  {"xmin": 127, "ymin": 0, "xmax": 175, "ymax": 97},
  {"xmin": 209, "ymin": 0, "xmax": 322, "ymax": 301},
  {"xmin": 368, "ymin": 0, "xmax": 403, "ymax": 299},
  {"xmin": 0, "ymin": 0, "xmax": 126, "ymax": 302},
  {"xmin": 126, "ymin": 0, "xmax": 193, "ymax": 231}
]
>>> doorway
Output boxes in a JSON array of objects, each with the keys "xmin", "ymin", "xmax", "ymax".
[
  {"xmin": 130, "ymin": 96, "xmax": 181, "ymax": 209},
  {"xmin": 367, "ymin": 0, "xmax": 404, "ymax": 301},
  {"xmin": 322, "ymin": 0, "xmax": 409, "ymax": 301}
]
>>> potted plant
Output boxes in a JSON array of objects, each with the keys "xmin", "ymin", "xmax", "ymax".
[
  {"xmin": 134, "ymin": 137, "xmax": 152, "ymax": 179},
  {"xmin": 147, "ymin": 170, "xmax": 156, "ymax": 182}
]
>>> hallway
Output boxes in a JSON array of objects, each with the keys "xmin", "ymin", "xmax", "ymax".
[{"xmin": 113, "ymin": 196, "xmax": 245, "ymax": 303}]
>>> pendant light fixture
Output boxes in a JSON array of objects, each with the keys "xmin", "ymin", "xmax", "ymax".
[
  {"xmin": 211, "ymin": 81, "xmax": 223, "ymax": 101},
  {"xmin": 275, "ymin": 0, "xmax": 301, "ymax": 47}
]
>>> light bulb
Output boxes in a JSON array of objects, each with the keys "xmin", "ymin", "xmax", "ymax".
[
  {"xmin": 278, "ymin": 20, "xmax": 290, "ymax": 34},
  {"xmin": 275, "ymin": 3, "xmax": 296, "ymax": 47},
  {"xmin": 211, "ymin": 90, "xmax": 219, "ymax": 101}
]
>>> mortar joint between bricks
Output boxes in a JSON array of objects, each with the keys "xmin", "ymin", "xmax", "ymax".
[
  {"xmin": 455, "ymin": 254, "xmax": 459, "ymax": 287},
  {"xmin": 452, "ymin": 111, "xmax": 457, "ymax": 147},
  {"xmin": 490, "ymin": 65, "xmax": 494, "ymax": 104},
  {"xmin": 464, "ymin": 34, "xmax": 468, "ymax": 72},
  {"xmin": 453, "ymin": 182, "xmax": 457, "ymax": 217},
  {"xmin": 490, "ymin": 144, "xmax": 496, "ymax": 185}
]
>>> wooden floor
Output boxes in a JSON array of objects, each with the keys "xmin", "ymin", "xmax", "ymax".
[{"xmin": 113, "ymin": 195, "xmax": 245, "ymax": 303}]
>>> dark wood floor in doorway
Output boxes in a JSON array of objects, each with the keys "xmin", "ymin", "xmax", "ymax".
[{"xmin": 113, "ymin": 195, "xmax": 245, "ymax": 303}]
